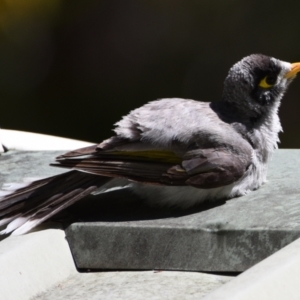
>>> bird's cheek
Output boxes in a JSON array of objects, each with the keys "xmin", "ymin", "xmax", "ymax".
[{"xmin": 258, "ymin": 91, "xmax": 273, "ymax": 106}]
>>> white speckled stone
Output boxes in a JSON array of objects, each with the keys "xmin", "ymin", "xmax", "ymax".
[
  {"xmin": 0, "ymin": 228, "xmax": 76, "ymax": 300},
  {"xmin": 32, "ymin": 271, "xmax": 232, "ymax": 300}
]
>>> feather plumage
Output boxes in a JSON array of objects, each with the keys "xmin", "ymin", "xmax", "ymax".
[{"xmin": 0, "ymin": 54, "xmax": 298, "ymax": 235}]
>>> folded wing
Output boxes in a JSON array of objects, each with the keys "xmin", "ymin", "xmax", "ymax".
[{"xmin": 55, "ymin": 146, "xmax": 252, "ymax": 189}]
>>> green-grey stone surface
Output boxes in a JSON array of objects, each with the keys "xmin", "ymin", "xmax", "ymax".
[
  {"xmin": 66, "ymin": 149, "xmax": 300, "ymax": 271},
  {"xmin": 0, "ymin": 150, "xmax": 66, "ymax": 184},
  {"xmin": 1, "ymin": 150, "xmax": 300, "ymax": 272}
]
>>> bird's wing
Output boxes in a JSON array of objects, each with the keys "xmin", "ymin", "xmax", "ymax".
[
  {"xmin": 54, "ymin": 146, "xmax": 252, "ymax": 189},
  {"xmin": 55, "ymin": 98, "xmax": 253, "ymax": 188},
  {"xmin": 164, "ymin": 148, "xmax": 251, "ymax": 188}
]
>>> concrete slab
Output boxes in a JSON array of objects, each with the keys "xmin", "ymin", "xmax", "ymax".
[
  {"xmin": 0, "ymin": 227, "xmax": 77, "ymax": 300},
  {"xmin": 0, "ymin": 150, "xmax": 67, "ymax": 185},
  {"xmin": 0, "ymin": 129, "xmax": 92, "ymax": 151},
  {"xmin": 0, "ymin": 223, "xmax": 232, "ymax": 300},
  {"xmin": 1, "ymin": 149, "xmax": 300, "ymax": 298},
  {"xmin": 32, "ymin": 271, "xmax": 232, "ymax": 300},
  {"xmin": 0, "ymin": 229, "xmax": 233, "ymax": 300},
  {"xmin": 1, "ymin": 150, "xmax": 300, "ymax": 273},
  {"xmin": 202, "ymin": 237, "xmax": 300, "ymax": 300},
  {"xmin": 65, "ymin": 150, "xmax": 300, "ymax": 271}
]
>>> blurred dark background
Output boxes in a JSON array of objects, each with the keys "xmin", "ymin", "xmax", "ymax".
[{"xmin": 1, "ymin": 0, "xmax": 300, "ymax": 147}]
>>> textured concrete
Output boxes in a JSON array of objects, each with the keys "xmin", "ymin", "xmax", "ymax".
[
  {"xmin": 0, "ymin": 224, "xmax": 232, "ymax": 300},
  {"xmin": 0, "ymin": 150, "xmax": 232, "ymax": 300},
  {"xmin": 203, "ymin": 237, "xmax": 300, "ymax": 300},
  {"xmin": 1, "ymin": 149, "xmax": 300, "ymax": 298},
  {"xmin": 65, "ymin": 150, "xmax": 300, "ymax": 271},
  {"xmin": 1, "ymin": 150, "xmax": 300, "ymax": 273},
  {"xmin": 0, "ymin": 227, "xmax": 77, "ymax": 300},
  {"xmin": 0, "ymin": 150, "xmax": 66, "ymax": 185},
  {"xmin": 32, "ymin": 271, "xmax": 232, "ymax": 300},
  {"xmin": 0, "ymin": 129, "xmax": 92, "ymax": 151}
]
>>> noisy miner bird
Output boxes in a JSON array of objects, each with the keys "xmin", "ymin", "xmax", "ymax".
[{"xmin": 0, "ymin": 54, "xmax": 300, "ymax": 235}]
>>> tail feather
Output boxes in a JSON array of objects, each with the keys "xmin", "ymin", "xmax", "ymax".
[
  {"xmin": 0, "ymin": 178, "xmax": 53, "ymax": 210},
  {"xmin": 0, "ymin": 202, "xmax": 25, "ymax": 218},
  {"xmin": 8, "ymin": 186, "xmax": 97, "ymax": 236},
  {"xmin": 0, "ymin": 214, "xmax": 21, "ymax": 227},
  {"xmin": 0, "ymin": 170, "xmax": 109, "ymax": 235},
  {"xmin": 1, "ymin": 217, "xmax": 29, "ymax": 235}
]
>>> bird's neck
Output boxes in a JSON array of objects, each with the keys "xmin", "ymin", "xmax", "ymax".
[
  {"xmin": 219, "ymin": 94, "xmax": 281, "ymax": 126},
  {"xmin": 212, "ymin": 99, "xmax": 282, "ymax": 159},
  {"xmin": 251, "ymin": 102, "xmax": 282, "ymax": 153}
]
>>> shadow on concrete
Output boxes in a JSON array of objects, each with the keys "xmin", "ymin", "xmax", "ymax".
[{"xmin": 59, "ymin": 189, "xmax": 227, "ymax": 223}]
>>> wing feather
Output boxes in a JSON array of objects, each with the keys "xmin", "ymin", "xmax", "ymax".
[{"xmin": 53, "ymin": 146, "xmax": 251, "ymax": 189}]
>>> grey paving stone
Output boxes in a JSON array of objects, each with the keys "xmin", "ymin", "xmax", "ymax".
[
  {"xmin": 1, "ymin": 150, "xmax": 300, "ymax": 272},
  {"xmin": 65, "ymin": 150, "xmax": 300, "ymax": 271},
  {"xmin": 0, "ymin": 227, "xmax": 77, "ymax": 300},
  {"xmin": 32, "ymin": 271, "xmax": 232, "ymax": 300},
  {"xmin": 0, "ymin": 150, "xmax": 66, "ymax": 184}
]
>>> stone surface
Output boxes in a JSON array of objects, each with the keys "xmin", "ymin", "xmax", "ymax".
[
  {"xmin": 65, "ymin": 150, "xmax": 300, "ymax": 271},
  {"xmin": 0, "ymin": 151, "xmax": 233, "ymax": 299},
  {"xmin": 0, "ymin": 150, "xmax": 66, "ymax": 185},
  {"xmin": 32, "ymin": 271, "xmax": 232, "ymax": 300},
  {"xmin": 202, "ymin": 237, "xmax": 300, "ymax": 300},
  {"xmin": 0, "ymin": 227, "xmax": 77, "ymax": 300},
  {"xmin": 0, "ymin": 129, "xmax": 92, "ymax": 151},
  {"xmin": 1, "ymin": 150, "xmax": 300, "ymax": 272}
]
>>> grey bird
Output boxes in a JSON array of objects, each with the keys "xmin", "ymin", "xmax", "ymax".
[{"xmin": 0, "ymin": 54, "xmax": 299, "ymax": 235}]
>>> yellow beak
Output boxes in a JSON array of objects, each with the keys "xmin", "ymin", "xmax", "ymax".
[{"xmin": 285, "ymin": 62, "xmax": 300, "ymax": 79}]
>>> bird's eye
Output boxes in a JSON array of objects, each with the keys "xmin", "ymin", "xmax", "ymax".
[{"xmin": 258, "ymin": 74, "xmax": 277, "ymax": 88}]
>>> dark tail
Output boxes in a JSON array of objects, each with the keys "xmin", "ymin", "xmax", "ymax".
[{"xmin": 0, "ymin": 171, "xmax": 109, "ymax": 235}]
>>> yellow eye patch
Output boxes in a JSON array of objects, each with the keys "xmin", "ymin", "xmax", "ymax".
[{"xmin": 258, "ymin": 75, "xmax": 277, "ymax": 88}]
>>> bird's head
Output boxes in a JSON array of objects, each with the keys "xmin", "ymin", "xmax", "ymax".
[{"xmin": 222, "ymin": 54, "xmax": 300, "ymax": 119}]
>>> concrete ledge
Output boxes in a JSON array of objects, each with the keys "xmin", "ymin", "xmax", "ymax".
[
  {"xmin": 33, "ymin": 271, "xmax": 232, "ymax": 300},
  {"xmin": 0, "ymin": 226, "xmax": 232, "ymax": 300},
  {"xmin": 66, "ymin": 149, "xmax": 300, "ymax": 271},
  {"xmin": 0, "ymin": 129, "xmax": 92, "ymax": 151},
  {"xmin": 203, "ymin": 237, "xmax": 300, "ymax": 300},
  {"xmin": 1, "ymin": 149, "xmax": 300, "ymax": 298},
  {"xmin": 0, "ymin": 226, "xmax": 77, "ymax": 300},
  {"xmin": 1, "ymin": 150, "xmax": 300, "ymax": 272},
  {"xmin": 1, "ymin": 229, "xmax": 300, "ymax": 300}
]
